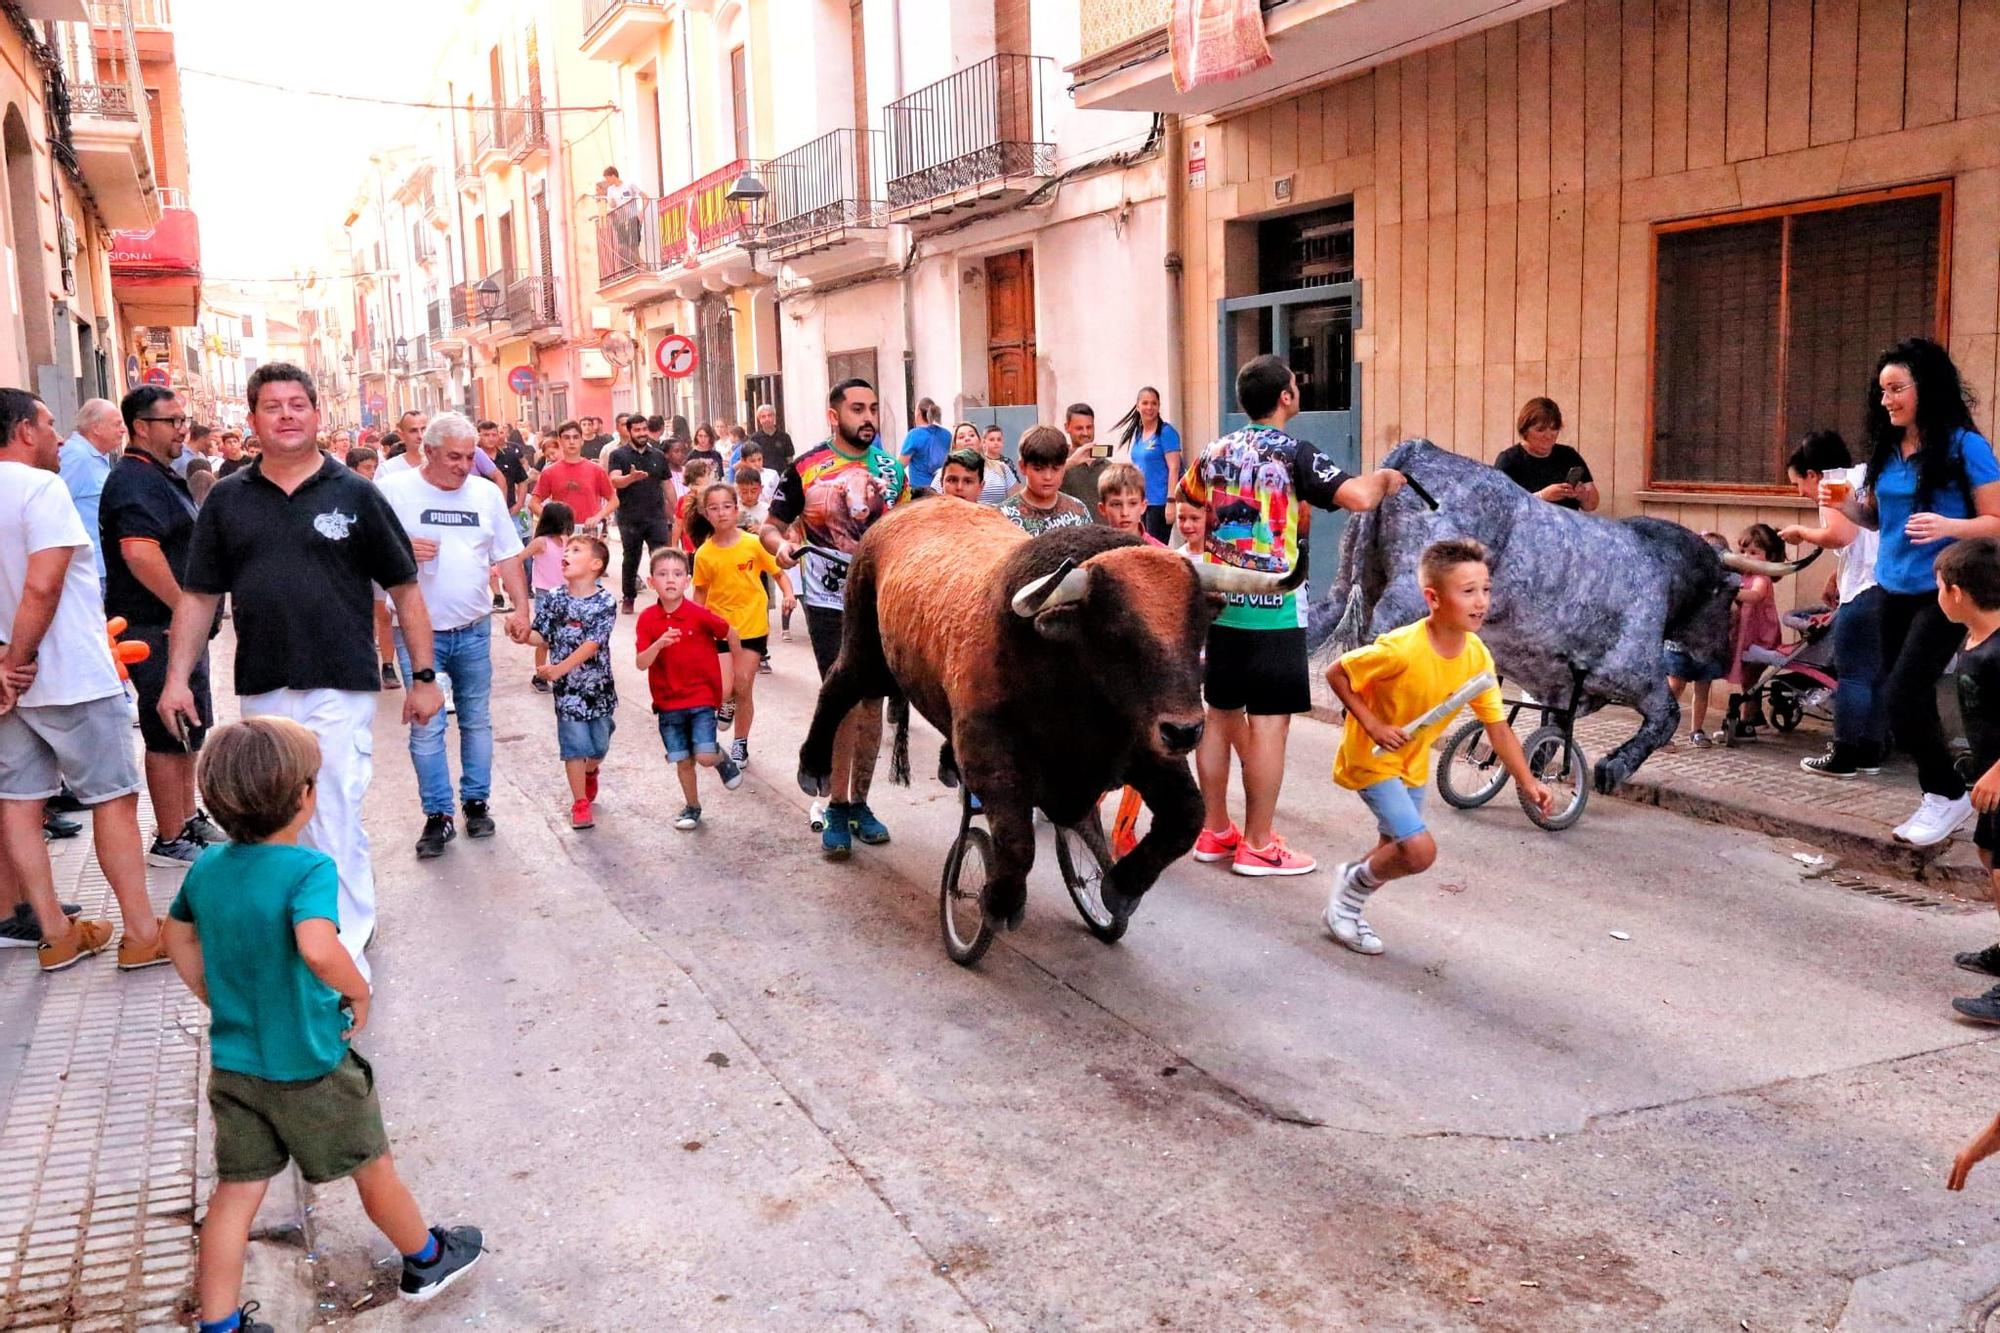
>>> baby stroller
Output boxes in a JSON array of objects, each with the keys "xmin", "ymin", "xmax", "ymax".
[{"xmin": 1720, "ymin": 609, "xmax": 1838, "ymax": 744}]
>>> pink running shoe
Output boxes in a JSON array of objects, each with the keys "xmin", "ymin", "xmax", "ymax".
[
  {"xmin": 570, "ymin": 798, "xmax": 594, "ymax": 830},
  {"xmin": 1191, "ymin": 822, "xmax": 1242, "ymax": 863},
  {"xmin": 1232, "ymin": 834, "xmax": 1316, "ymax": 877}
]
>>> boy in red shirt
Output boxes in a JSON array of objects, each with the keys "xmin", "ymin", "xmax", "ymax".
[{"xmin": 634, "ymin": 549, "xmax": 744, "ymax": 829}]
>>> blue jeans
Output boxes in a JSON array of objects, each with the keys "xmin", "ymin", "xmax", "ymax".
[
  {"xmin": 656, "ymin": 707, "xmax": 719, "ymax": 762},
  {"xmin": 1832, "ymin": 584, "xmax": 1886, "ymax": 752},
  {"xmin": 396, "ymin": 624, "xmax": 492, "ymax": 815}
]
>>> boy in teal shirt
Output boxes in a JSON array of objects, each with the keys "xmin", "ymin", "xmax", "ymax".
[{"xmin": 163, "ymin": 717, "xmax": 484, "ymax": 1333}]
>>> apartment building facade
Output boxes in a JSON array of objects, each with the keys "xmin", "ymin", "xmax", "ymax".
[
  {"xmin": 581, "ymin": 0, "xmax": 1165, "ymax": 447},
  {"xmin": 1073, "ymin": 0, "xmax": 2000, "ymax": 564},
  {"xmin": 0, "ymin": 0, "xmax": 192, "ymax": 422}
]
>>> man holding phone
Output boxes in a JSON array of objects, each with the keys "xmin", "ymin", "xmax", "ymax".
[
  {"xmin": 1057, "ymin": 402, "xmax": 1108, "ymax": 505},
  {"xmin": 1494, "ymin": 396, "xmax": 1600, "ymax": 511}
]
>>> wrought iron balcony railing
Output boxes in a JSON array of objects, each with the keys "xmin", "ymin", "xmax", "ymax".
[
  {"xmin": 583, "ymin": 0, "xmax": 669, "ymax": 37},
  {"xmin": 762, "ymin": 129, "xmax": 886, "ymax": 255},
  {"xmin": 883, "ymin": 53, "xmax": 1055, "ymax": 211},
  {"xmin": 498, "ymin": 271, "xmax": 557, "ymax": 329},
  {"xmin": 427, "ymin": 299, "xmax": 445, "ymax": 339},
  {"xmin": 71, "ymin": 83, "xmax": 136, "ymax": 120}
]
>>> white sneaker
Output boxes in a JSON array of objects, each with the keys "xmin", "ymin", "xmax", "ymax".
[
  {"xmin": 1893, "ymin": 793, "xmax": 1938, "ymax": 842},
  {"xmin": 1322, "ymin": 901, "xmax": 1384, "ymax": 955},
  {"xmin": 1900, "ymin": 792, "xmax": 1974, "ymax": 847}
]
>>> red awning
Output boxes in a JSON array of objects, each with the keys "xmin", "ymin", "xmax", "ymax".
[{"xmin": 111, "ymin": 206, "xmax": 201, "ymax": 276}]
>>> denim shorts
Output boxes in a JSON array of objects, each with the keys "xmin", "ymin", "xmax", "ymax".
[
  {"xmin": 1353, "ymin": 777, "xmax": 1429, "ymax": 841},
  {"xmin": 1662, "ymin": 646, "xmax": 1721, "ymax": 684},
  {"xmin": 556, "ymin": 713, "xmax": 615, "ymax": 762},
  {"xmin": 656, "ymin": 707, "xmax": 719, "ymax": 762}
]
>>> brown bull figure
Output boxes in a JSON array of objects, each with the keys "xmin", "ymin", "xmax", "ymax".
[{"xmin": 797, "ymin": 498, "xmax": 1301, "ymax": 933}]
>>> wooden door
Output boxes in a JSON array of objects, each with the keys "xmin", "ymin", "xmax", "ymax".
[{"xmin": 985, "ymin": 248, "xmax": 1035, "ymax": 407}]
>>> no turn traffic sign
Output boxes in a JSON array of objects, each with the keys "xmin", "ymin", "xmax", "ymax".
[
  {"xmin": 507, "ymin": 366, "xmax": 537, "ymax": 396},
  {"xmin": 143, "ymin": 367, "xmax": 170, "ymax": 387},
  {"xmin": 654, "ymin": 333, "xmax": 698, "ymax": 379}
]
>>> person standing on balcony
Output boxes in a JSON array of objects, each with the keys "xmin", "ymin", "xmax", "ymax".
[{"xmin": 601, "ymin": 167, "xmax": 639, "ymax": 252}]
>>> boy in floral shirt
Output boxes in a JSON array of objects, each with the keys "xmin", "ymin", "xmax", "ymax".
[{"xmin": 528, "ymin": 536, "xmax": 618, "ymax": 829}]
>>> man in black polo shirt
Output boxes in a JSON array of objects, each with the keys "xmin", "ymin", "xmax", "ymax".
[
  {"xmin": 101, "ymin": 385, "xmax": 224, "ymax": 869},
  {"xmin": 607, "ymin": 413, "xmax": 674, "ymax": 614},
  {"xmin": 160, "ymin": 363, "xmax": 441, "ymax": 968}
]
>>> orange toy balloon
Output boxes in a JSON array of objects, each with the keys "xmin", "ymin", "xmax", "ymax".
[{"xmin": 105, "ymin": 616, "xmax": 150, "ymax": 682}]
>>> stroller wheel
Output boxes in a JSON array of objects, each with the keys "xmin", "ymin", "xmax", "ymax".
[{"xmin": 1769, "ymin": 690, "xmax": 1803, "ymax": 733}]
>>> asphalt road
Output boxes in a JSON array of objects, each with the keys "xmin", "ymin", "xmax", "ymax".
[{"xmin": 287, "ymin": 617, "xmax": 2000, "ymax": 1331}]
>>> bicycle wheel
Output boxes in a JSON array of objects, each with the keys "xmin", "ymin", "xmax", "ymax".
[
  {"xmin": 940, "ymin": 827, "xmax": 997, "ymax": 966},
  {"xmin": 1519, "ymin": 725, "xmax": 1589, "ymax": 832},
  {"xmin": 1054, "ymin": 817, "xmax": 1127, "ymax": 944},
  {"xmin": 1437, "ymin": 717, "xmax": 1509, "ymax": 808}
]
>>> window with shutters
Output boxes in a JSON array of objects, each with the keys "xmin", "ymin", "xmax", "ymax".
[
  {"xmin": 729, "ymin": 46, "xmax": 750, "ymax": 162},
  {"xmin": 1649, "ymin": 185, "xmax": 1948, "ymax": 491}
]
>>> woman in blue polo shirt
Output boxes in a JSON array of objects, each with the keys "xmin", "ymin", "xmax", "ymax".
[
  {"xmin": 1851, "ymin": 338, "xmax": 2000, "ymax": 848},
  {"xmin": 1115, "ymin": 386, "xmax": 1182, "ymax": 542}
]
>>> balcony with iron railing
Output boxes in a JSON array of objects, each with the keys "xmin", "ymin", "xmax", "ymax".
[
  {"xmin": 883, "ymin": 54, "xmax": 1055, "ymax": 221},
  {"xmin": 89, "ymin": 0, "xmax": 172, "ymax": 28},
  {"xmin": 509, "ymin": 94, "xmax": 548, "ymax": 165},
  {"xmin": 503, "ymin": 272, "xmax": 558, "ymax": 330},
  {"xmin": 594, "ymin": 157, "xmax": 764, "ymax": 297},
  {"xmin": 581, "ymin": 0, "xmax": 673, "ymax": 62},
  {"xmin": 762, "ymin": 128, "xmax": 887, "ymax": 262},
  {"xmin": 70, "ymin": 83, "xmax": 136, "ymax": 120}
]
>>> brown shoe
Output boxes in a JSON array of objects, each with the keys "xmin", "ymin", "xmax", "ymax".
[
  {"xmin": 116, "ymin": 917, "xmax": 171, "ymax": 971},
  {"xmin": 39, "ymin": 918, "xmax": 113, "ymax": 973}
]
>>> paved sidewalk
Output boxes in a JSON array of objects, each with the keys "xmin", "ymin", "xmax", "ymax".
[{"xmin": 0, "ymin": 803, "xmax": 202, "ymax": 1330}]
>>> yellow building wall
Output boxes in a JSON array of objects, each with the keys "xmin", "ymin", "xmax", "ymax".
[{"xmin": 1182, "ymin": 0, "xmax": 2000, "ymax": 568}]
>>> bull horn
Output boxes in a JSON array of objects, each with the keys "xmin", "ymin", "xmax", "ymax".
[
  {"xmin": 1191, "ymin": 559, "xmax": 1309, "ymax": 597},
  {"xmin": 1719, "ymin": 546, "xmax": 1823, "ymax": 578},
  {"xmin": 1011, "ymin": 560, "xmax": 1090, "ymax": 617}
]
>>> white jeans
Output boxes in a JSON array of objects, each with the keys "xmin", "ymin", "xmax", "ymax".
[{"xmin": 239, "ymin": 688, "xmax": 377, "ymax": 975}]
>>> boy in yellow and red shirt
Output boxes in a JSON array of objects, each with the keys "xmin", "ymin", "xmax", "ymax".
[{"xmin": 1324, "ymin": 538, "xmax": 1551, "ymax": 956}]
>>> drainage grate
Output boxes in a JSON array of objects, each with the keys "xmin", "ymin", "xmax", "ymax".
[{"xmin": 1804, "ymin": 867, "xmax": 1984, "ymax": 914}]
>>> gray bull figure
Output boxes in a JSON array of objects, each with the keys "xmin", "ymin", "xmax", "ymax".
[{"xmin": 1319, "ymin": 440, "xmax": 1816, "ymax": 794}]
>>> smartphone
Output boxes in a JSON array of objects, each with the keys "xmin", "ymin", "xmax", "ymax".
[
  {"xmin": 1090, "ymin": 443, "xmax": 1112, "ymax": 461},
  {"xmin": 1564, "ymin": 466, "xmax": 1586, "ymax": 486}
]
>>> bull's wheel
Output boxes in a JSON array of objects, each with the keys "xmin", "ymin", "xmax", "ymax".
[
  {"xmin": 940, "ymin": 826, "xmax": 996, "ymax": 966},
  {"xmin": 1520, "ymin": 725, "xmax": 1589, "ymax": 832},
  {"xmin": 1055, "ymin": 815, "xmax": 1127, "ymax": 944}
]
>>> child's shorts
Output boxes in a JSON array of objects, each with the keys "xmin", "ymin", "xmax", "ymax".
[
  {"xmin": 209, "ymin": 1050, "xmax": 388, "ymax": 1185},
  {"xmin": 715, "ymin": 634, "xmax": 769, "ymax": 656},
  {"xmin": 556, "ymin": 713, "xmax": 615, "ymax": 761},
  {"xmin": 1353, "ymin": 777, "xmax": 1429, "ymax": 842},
  {"xmin": 1977, "ymin": 809, "xmax": 2000, "ymax": 856},
  {"xmin": 657, "ymin": 706, "xmax": 719, "ymax": 762},
  {"xmin": 1662, "ymin": 646, "xmax": 1721, "ymax": 683}
]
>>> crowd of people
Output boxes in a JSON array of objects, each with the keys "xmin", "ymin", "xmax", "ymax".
[{"xmin": 9, "ymin": 333, "xmax": 2000, "ymax": 1328}]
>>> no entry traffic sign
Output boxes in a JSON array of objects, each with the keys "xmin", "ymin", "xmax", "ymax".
[
  {"xmin": 654, "ymin": 333, "xmax": 698, "ymax": 379},
  {"xmin": 142, "ymin": 367, "xmax": 170, "ymax": 387},
  {"xmin": 507, "ymin": 366, "xmax": 537, "ymax": 396}
]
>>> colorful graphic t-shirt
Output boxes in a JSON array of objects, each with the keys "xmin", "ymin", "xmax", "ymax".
[
  {"xmin": 531, "ymin": 586, "xmax": 618, "ymax": 720},
  {"xmin": 997, "ymin": 490, "xmax": 1094, "ymax": 537},
  {"xmin": 768, "ymin": 439, "xmax": 907, "ymax": 611},
  {"xmin": 1182, "ymin": 424, "xmax": 1353, "ymax": 630}
]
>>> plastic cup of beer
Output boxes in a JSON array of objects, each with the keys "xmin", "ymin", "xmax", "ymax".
[{"xmin": 1820, "ymin": 478, "xmax": 1852, "ymax": 507}]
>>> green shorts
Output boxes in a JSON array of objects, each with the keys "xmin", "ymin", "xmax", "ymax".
[{"xmin": 209, "ymin": 1050, "xmax": 389, "ymax": 1184}]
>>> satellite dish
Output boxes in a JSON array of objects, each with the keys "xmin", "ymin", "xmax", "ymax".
[{"xmin": 600, "ymin": 332, "xmax": 635, "ymax": 367}]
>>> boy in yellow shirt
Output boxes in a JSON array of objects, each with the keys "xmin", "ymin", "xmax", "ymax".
[
  {"xmin": 1324, "ymin": 538, "xmax": 1551, "ymax": 955},
  {"xmin": 691, "ymin": 482, "xmax": 796, "ymax": 768}
]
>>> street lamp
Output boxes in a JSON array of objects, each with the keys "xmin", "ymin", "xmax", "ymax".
[
  {"xmin": 475, "ymin": 276, "xmax": 501, "ymax": 329},
  {"xmin": 393, "ymin": 336, "xmax": 409, "ymax": 370},
  {"xmin": 726, "ymin": 168, "xmax": 768, "ymax": 243}
]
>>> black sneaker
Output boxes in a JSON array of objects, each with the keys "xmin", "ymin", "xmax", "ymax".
[
  {"xmin": 399, "ymin": 1225, "xmax": 484, "ymax": 1303},
  {"xmin": 717, "ymin": 699, "xmax": 737, "ymax": 726},
  {"xmin": 1801, "ymin": 748, "xmax": 1859, "ymax": 778},
  {"xmin": 674, "ymin": 805, "xmax": 702, "ymax": 830},
  {"xmin": 0, "ymin": 913, "xmax": 40, "ymax": 948},
  {"xmin": 415, "ymin": 813, "xmax": 456, "ymax": 859},
  {"xmin": 1856, "ymin": 744, "xmax": 1885, "ymax": 775},
  {"xmin": 46, "ymin": 786, "xmax": 84, "ymax": 814},
  {"xmin": 1953, "ymin": 982, "xmax": 2000, "ymax": 1025},
  {"xmin": 716, "ymin": 757, "xmax": 743, "ymax": 791},
  {"xmin": 227, "ymin": 1301, "xmax": 272, "ymax": 1333},
  {"xmin": 382, "ymin": 662, "xmax": 402, "ymax": 689},
  {"xmin": 1957, "ymin": 943, "xmax": 2000, "ymax": 978},
  {"xmin": 620, "ymin": 597, "xmax": 636, "ymax": 615},
  {"xmin": 728, "ymin": 737, "xmax": 748, "ymax": 767},
  {"xmin": 530, "ymin": 675, "xmax": 552, "ymax": 694},
  {"xmin": 462, "ymin": 801, "xmax": 495, "ymax": 838},
  {"xmin": 42, "ymin": 812, "xmax": 80, "ymax": 840},
  {"xmin": 146, "ymin": 834, "xmax": 203, "ymax": 869},
  {"xmin": 758, "ymin": 655, "xmax": 772, "ymax": 675}
]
